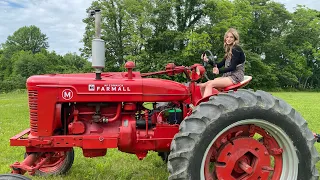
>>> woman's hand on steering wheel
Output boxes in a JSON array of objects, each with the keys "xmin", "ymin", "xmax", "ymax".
[
  {"xmin": 212, "ymin": 67, "xmax": 219, "ymax": 74},
  {"xmin": 202, "ymin": 50, "xmax": 216, "ymax": 67},
  {"xmin": 201, "ymin": 54, "xmax": 209, "ymax": 62},
  {"xmin": 201, "ymin": 50, "xmax": 217, "ymax": 81}
]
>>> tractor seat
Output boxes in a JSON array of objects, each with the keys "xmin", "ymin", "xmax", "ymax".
[{"xmin": 223, "ymin": 75, "xmax": 252, "ymax": 92}]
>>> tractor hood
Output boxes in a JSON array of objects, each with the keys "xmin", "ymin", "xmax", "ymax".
[{"xmin": 26, "ymin": 72, "xmax": 190, "ymax": 102}]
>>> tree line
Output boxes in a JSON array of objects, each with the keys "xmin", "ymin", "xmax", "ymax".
[
  {"xmin": 1, "ymin": 0, "xmax": 320, "ymax": 92},
  {"xmin": 0, "ymin": 26, "xmax": 92, "ymax": 92}
]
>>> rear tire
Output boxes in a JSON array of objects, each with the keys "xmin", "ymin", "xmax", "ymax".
[
  {"xmin": 158, "ymin": 152, "xmax": 169, "ymax": 163},
  {"xmin": 168, "ymin": 89, "xmax": 319, "ymax": 180}
]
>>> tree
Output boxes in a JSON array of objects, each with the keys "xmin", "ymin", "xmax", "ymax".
[
  {"xmin": 12, "ymin": 51, "xmax": 49, "ymax": 79},
  {"xmin": 81, "ymin": 0, "xmax": 207, "ymax": 72},
  {"xmin": 0, "ymin": 26, "xmax": 49, "ymax": 81},
  {"xmin": 63, "ymin": 53, "xmax": 92, "ymax": 73},
  {"xmin": 79, "ymin": 0, "xmax": 320, "ymax": 90},
  {"xmin": 81, "ymin": 0, "xmax": 134, "ymax": 71},
  {"xmin": 0, "ymin": 23, "xmax": 95, "ymax": 92},
  {"xmin": 2, "ymin": 25, "xmax": 49, "ymax": 54},
  {"xmin": 204, "ymin": 0, "xmax": 253, "ymax": 55},
  {"xmin": 245, "ymin": 0, "xmax": 291, "ymax": 54},
  {"xmin": 285, "ymin": 7, "xmax": 320, "ymax": 88}
]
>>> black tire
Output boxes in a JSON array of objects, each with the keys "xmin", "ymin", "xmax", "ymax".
[
  {"xmin": 25, "ymin": 149, "xmax": 74, "ymax": 176},
  {"xmin": 0, "ymin": 174, "xmax": 31, "ymax": 180},
  {"xmin": 158, "ymin": 152, "xmax": 169, "ymax": 163},
  {"xmin": 168, "ymin": 89, "xmax": 320, "ymax": 180}
]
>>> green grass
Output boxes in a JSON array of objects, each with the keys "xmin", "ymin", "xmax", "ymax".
[
  {"xmin": 0, "ymin": 91, "xmax": 168, "ymax": 180},
  {"xmin": 0, "ymin": 91, "xmax": 320, "ymax": 179}
]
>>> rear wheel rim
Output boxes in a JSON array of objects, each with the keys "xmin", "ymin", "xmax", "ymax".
[{"xmin": 201, "ymin": 119, "xmax": 298, "ymax": 180}]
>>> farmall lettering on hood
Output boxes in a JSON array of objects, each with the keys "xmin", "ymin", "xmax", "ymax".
[
  {"xmin": 89, "ymin": 84, "xmax": 131, "ymax": 92},
  {"xmin": 26, "ymin": 72, "xmax": 190, "ymax": 103}
]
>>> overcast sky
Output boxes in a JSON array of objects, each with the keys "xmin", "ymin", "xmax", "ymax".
[{"xmin": 0, "ymin": 0, "xmax": 319, "ymax": 56}]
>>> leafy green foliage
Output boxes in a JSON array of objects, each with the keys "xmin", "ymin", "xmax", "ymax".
[
  {"xmin": 1, "ymin": 1, "xmax": 320, "ymax": 92},
  {"xmin": 244, "ymin": 51, "xmax": 278, "ymax": 89},
  {"xmin": 2, "ymin": 25, "xmax": 48, "ymax": 54},
  {"xmin": 79, "ymin": 0, "xmax": 320, "ymax": 90},
  {"xmin": 0, "ymin": 26, "xmax": 91, "ymax": 92}
]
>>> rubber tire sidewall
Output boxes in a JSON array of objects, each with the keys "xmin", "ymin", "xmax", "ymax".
[
  {"xmin": 0, "ymin": 174, "xmax": 31, "ymax": 180},
  {"xmin": 187, "ymin": 107, "xmax": 313, "ymax": 180}
]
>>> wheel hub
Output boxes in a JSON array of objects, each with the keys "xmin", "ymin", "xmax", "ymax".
[
  {"xmin": 233, "ymin": 155, "xmax": 251, "ymax": 174},
  {"xmin": 215, "ymin": 137, "xmax": 271, "ymax": 179}
]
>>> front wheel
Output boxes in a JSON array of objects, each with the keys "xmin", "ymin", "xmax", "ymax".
[
  {"xmin": 25, "ymin": 148, "xmax": 74, "ymax": 176},
  {"xmin": 168, "ymin": 89, "xmax": 319, "ymax": 180},
  {"xmin": 0, "ymin": 174, "xmax": 31, "ymax": 180}
]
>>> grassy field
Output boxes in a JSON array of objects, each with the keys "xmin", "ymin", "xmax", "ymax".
[{"xmin": 0, "ymin": 91, "xmax": 320, "ymax": 179}]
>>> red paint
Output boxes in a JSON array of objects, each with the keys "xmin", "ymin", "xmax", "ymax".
[
  {"xmin": 236, "ymin": 156, "xmax": 253, "ymax": 174},
  {"xmin": 68, "ymin": 121, "xmax": 85, "ymax": 134},
  {"xmin": 32, "ymin": 152, "xmax": 61, "ymax": 174},
  {"xmin": 124, "ymin": 61, "xmax": 135, "ymax": 79},
  {"xmin": 215, "ymin": 138, "xmax": 271, "ymax": 179},
  {"xmin": 223, "ymin": 76, "xmax": 252, "ymax": 92},
  {"xmin": 123, "ymin": 103, "xmax": 136, "ymax": 111},
  {"xmin": 83, "ymin": 149, "xmax": 107, "ymax": 157},
  {"xmin": 204, "ymin": 125, "xmax": 283, "ymax": 180},
  {"xmin": 10, "ymin": 153, "xmax": 39, "ymax": 175},
  {"xmin": 8, "ymin": 63, "xmax": 253, "ymax": 177}
]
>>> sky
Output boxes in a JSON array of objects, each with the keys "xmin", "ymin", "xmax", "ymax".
[{"xmin": 0, "ymin": 0, "xmax": 319, "ymax": 56}]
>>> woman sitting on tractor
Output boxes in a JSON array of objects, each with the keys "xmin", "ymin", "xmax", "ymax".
[{"xmin": 199, "ymin": 28, "xmax": 246, "ymax": 97}]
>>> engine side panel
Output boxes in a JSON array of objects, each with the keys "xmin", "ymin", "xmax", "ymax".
[
  {"xmin": 142, "ymin": 78, "xmax": 189, "ymax": 102},
  {"xmin": 26, "ymin": 73, "xmax": 190, "ymax": 136}
]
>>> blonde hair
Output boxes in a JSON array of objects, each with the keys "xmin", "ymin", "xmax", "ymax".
[{"xmin": 224, "ymin": 28, "xmax": 240, "ymax": 60}]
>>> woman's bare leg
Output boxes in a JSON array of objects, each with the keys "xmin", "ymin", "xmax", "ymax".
[
  {"xmin": 203, "ymin": 77, "xmax": 233, "ymax": 97},
  {"xmin": 198, "ymin": 82, "xmax": 208, "ymax": 97}
]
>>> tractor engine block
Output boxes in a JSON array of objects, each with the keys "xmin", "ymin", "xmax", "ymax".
[{"xmin": 63, "ymin": 102, "xmax": 182, "ymax": 136}]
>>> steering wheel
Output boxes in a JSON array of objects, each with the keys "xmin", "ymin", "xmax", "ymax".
[{"xmin": 202, "ymin": 50, "xmax": 217, "ymax": 81}]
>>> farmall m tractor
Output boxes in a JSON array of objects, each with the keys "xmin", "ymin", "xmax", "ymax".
[{"xmin": 1, "ymin": 10, "xmax": 319, "ymax": 180}]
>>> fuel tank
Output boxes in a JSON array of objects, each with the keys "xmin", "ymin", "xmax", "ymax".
[{"xmin": 27, "ymin": 72, "xmax": 190, "ymax": 102}]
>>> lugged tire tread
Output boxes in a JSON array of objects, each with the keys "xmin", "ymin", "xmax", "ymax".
[{"xmin": 167, "ymin": 89, "xmax": 319, "ymax": 180}]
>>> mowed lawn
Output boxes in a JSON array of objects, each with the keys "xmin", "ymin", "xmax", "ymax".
[{"xmin": 0, "ymin": 90, "xmax": 319, "ymax": 179}]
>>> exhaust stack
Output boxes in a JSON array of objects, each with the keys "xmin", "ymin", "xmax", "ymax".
[{"xmin": 89, "ymin": 9, "xmax": 105, "ymax": 80}]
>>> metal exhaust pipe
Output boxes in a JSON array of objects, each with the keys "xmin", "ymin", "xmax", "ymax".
[{"xmin": 89, "ymin": 9, "xmax": 105, "ymax": 80}]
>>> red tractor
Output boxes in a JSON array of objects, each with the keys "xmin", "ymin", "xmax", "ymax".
[{"xmin": 1, "ymin": 10, "xmax": 319, "ymax": 180}]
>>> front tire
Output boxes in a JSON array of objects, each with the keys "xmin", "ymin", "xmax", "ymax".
[
  {"xmin": 25, "ymin": 148, "xmax": 74, "ymax": 176},
  {"xmin": 0, "ymin": 174, "xmax": 31, "ymax": 180},
  {"xmin": 168, "ymin": 89, "xmax": 319, "ymax": 180}
]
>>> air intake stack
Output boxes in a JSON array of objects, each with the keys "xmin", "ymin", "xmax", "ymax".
[{"xmin": 89, "ymin": 9, "xmax": 105, "ymax": 80}]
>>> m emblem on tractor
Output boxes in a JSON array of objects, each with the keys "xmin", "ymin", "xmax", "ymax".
[{"xmin": 62, "ymin": 89, "xmax": 73, "ymax": 100}]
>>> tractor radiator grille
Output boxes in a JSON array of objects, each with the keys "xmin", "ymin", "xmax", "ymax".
[{"xmin": 28, "ymin": 90, "xmax": 38, "ymax": 132}]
